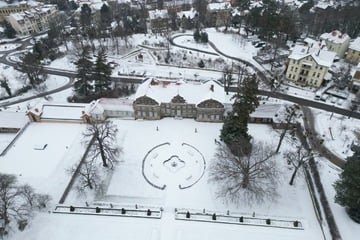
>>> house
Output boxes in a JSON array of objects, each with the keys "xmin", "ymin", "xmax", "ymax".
[
  {"xmin": 285, "ymin": 39, "xmax": 336, "ymax": 87},
  {"xmin": 345, "ymin": 37, "xmax": 360, "ymax": 64},
  {"xmin": 0, "ymin": 1, "xmax": 28, "ymax": 22},
  {"xmin": 320, "ymin": 30, "xmax": 350, "ymax": 58},
  {"xmin": 249, "ymin": 104, "xmax": 282, "ymax": 125},
  {"xmin": 148, "ymin": 9, "xmax": 170, "ymax": 33},
  {"xmin": 86, "ymin": 98, "xmax": 134, "ymax": 121},
  {"xmin": 133, "ymin": 78, "xmax": 225, "ymax": 122},
  {"xmin": 350, "ymin": 63, "xmax": 360, "ymax": 93},
  {"xmin": 176, "ymin": 8, "xmax": 198, "ymax": 29},
  {"xmin": 206, "ymin": 2, "xmax": 231, "ymax": 27},
  {"xmin": 5, "ymin": 4, "xmax": 58, "ymax": 35}
]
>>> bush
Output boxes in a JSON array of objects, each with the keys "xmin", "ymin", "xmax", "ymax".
[
  {"xmin": 266, "ymin": 219, "xmax": 271, "ymax": 225},
  {"xmin": 200, "ymin": 32, "xmax": 208, "ymax": 43},
  {"xmin": 239, "ymin": 216, "xmax": 244, "ymax": 222},
  {"xmin": 193, "ymin": 29, "xmax": 201, "ymax": 42},
  {"xmin": 293, "ymin": 220, "xmax": 299, "ymax": 227},
  {"xmin": 121, "ymin": 208, "xmax": 126, "ymax": 214},
  {"xmin": 95, "ymin": 207, "xmax": 101, "ymax": 213},
  {"xmin": 212, "ymin": 213, "xmax": 216, "ymax": 220},
  {"xmin": 186, "ymin": 211, "xmax": 190, "ymax": 218},
  {"xmin": 147, "ymin": 209, "xmax": 151, "ymax": 216},
  {"xmin": 198, "ymin": 60, "xmax": 205, "ymax": 68},
  {"xmin": 70, "ymin": 206, "xmax": 75, "ymax": 212}
]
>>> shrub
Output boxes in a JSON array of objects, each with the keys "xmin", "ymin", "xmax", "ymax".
[
  {"xmin": 70, "ymin": 206, "xmax": 75, "ymax": 212},
  {"xmin": 212, "ymin": 213, "xmax": 216, "ymax": 220},
  {"xmin": 95, "ymin": 207, "xmax": 101, "ymax": 213},
  {"xmin": 239, "ymin": 216, "xmax": 244, "ymax": 222},
  {"xmin": 266, "ymin": 219, "xmax": 271, "ymax": 225}
]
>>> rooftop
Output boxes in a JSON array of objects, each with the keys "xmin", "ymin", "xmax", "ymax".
[
  {"xmin": 135, "ymin": 78, "xmax": 225, "ymax": 105},
  {"xmin": 320, "ymin": 30, "xmax": 350, "ymax": 44},
  {"xmin": 349, "ymin": 37, "xmax": 360, "ymax": 52}
]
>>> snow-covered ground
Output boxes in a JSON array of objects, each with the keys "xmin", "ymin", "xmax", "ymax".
[
  {"xmin": 1, "ymin": 28, "xmax": 360, "ymax": 240},
  {"xmin": 4, "ymin": 119, "xmax": 324, "ymax": 240}
]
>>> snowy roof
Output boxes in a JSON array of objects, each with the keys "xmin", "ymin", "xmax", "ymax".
[
  {"xmin": 148, "ymin": 9, "xmax": 169, "ymax": 20},
  {"xmin": 0, "ymin": 111, "xmax": 28, "ymax": 129},
  {"xmin": 288, "ymin": 43, "xmax": 336, "ymax": 68},
  {"xmin": 250, "ymin": 0, "xmax": 264, "ymax": 9},
  {"xmin": 320, "ymin": 30, "xmax": 350, "ymax": 44},
  {"xmin": 176, "ymin": 8, "xmax": 197, "ymax": 19},
  {"xmin": 86, "ymin": 98, "xmax": 134, "ymax": 115},
  {"xmin": 28, "ymin": 103, "xmax": 87, "ymax": 121},
  {"xmin": 349, "ymin": 37, "xmax": 360, "ymax": 52},
  {"xmin": 250, "ymin": 104, "xmax": 281, "ymax": 119},
  {"xmin": 135, "ymin": 79, "xmax": 225, "ymax": 105},
  {"xmin": 207, "ymin": 2, "xmax": 231, "ymax": 11}
]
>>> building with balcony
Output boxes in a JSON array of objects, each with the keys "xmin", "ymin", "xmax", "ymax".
[
  {"xmin": 0, "ymin": 1, "xmax": 28, "ymax": 22},
  {"xmin": 285, "ymin": 39, "xmax": 336, "ymax": 87},
  {"xmin": 5, "ymin": 4, "xmax": 58, "ymax": 35}
]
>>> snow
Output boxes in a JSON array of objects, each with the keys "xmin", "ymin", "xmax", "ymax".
[
  {"xmin": 40, "ymin": 104, "xmax": 86, "ymax": 121},
  {"xmin": 0, "ymin": 111, "xmax": 28, "ymax": 129},
  {"xmin": 135, "ymin": 78, "xmax": 225, "ymax": 104},
  {"xmin": 1, "ymin": 27, "xmax": 360, "ymax": 240},
  {"xmin": 288, "ymin": 44, "xmax": 336, "ymax": 68},
  {"xmin": 6, "ymin": 119, "xmax": 324, "ymax": 240},
  {"xmin": 320, "ymin": 30, "xmax": 350, "ymax": 44},
  {"xmin": 349, "ymin": 37, "xmax": 360, "ymax": 52}
]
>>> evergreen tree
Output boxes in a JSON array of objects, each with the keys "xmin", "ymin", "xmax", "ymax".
[
  {"xmin": 334, "ymin": 150, "xmax": 360, "ymax": 223},
  {"xmin": 200, "ymin": 32, "xmax": 208, "ymax": 43},
  {"xmin": 80, "ymin": 4, "xmax": 92, "ymax": 28},
  {"xmin": 74, "ymin": 46, "xmax": 93, "ymax": 97},
  {"xmin": 100, "ymin": 3, "xmax": 112, "ymax": 29},
  {"xmin": 220, "ymin": 74, "xmax": 259, "ymax": 153},
  {"xmin": 3, "ymin": 21, "xmax": 16, "ymax": 38},
  {"xmin": 193, "ymin": 29, "xmax": 201, "ymax": 42},
  {"xmin": 92, "ymin": 48, "xmax": 112, "ymax": 96}
]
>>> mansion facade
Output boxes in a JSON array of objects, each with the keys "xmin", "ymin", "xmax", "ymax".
[{"xmin": 133, "ymin": 79, "xmax": 225, "ymax": 122}]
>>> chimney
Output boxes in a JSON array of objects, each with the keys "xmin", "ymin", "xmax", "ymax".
[{"xmin": 210, "ymin": 84, "xmax": 214, "ymax": 92}]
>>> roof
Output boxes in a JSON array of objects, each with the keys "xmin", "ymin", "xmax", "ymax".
[
  {"xmin": 207, "ymin": 2, "xmax": 231, "ymax": 11},
  {"xmin": 28, "ymin": 103, "xmax": 87, "ymax": 121},
  {"xmin": 288, "ymin": 43, "xmax": 336, "ymax": 68},
  {"xmin": 349, "ymin": 37, "xmax": 360, "ymax": 52},
  {"xmin": 148, "ymin": 9, "xmax": 169, "ymax": 20},
  {"xmin": 320, "ymin": 30, "xmax": 350, "ymax": 44},
  {"xmin": 0, "ymin": 111, "xmax": 28, "ymax": 129},
  {"xmin": 86, "ymin": 98, "xmax": 134, "ymax": 115},
  {"xmin": 250, "ymin": 104, "xmax": 282, "ymax": 119},
  {"xmin": 135, "ymin": 79, "xmax": 225, "ymax": 105},
  {"xmin": 177, "ymin": 8, "xmax": 197, "ymax": 19}
]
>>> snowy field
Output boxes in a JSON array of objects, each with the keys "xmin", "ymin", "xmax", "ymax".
[
  {"xmin": 6, "ymin": 119, "xmax": 324, "ymax": 240},
  {"xmin": 312, "ymin": 108, "xmax": 360, "ymax": 159},
  {"xmin": 0, "ymin": 122, "xmax": 86, "ymax": 199}
]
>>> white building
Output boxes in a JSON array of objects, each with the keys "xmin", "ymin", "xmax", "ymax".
[
  {"xmin": 320, "ymin": 30, "xmax": 350, "ymax": 58},
  {"xmin": 5, "ymin": 4, "xmax": 58, "ymax": 35}
]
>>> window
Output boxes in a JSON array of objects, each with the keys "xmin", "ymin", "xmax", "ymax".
[
  {"xmin": 288, "ymin": 74, "xmax": 292, "ymax": 78},
  {"xmin": 290, "ymin": 66, "xmax": 294, "ymax": 71},
  {"xmin": 317, "ymin": 73, "xmax": 320, "ymax": 78},
  {"xmin": 295, "ymin": 67, "xmax": 298, "ymax": 72},
  {"xmin": 319, "ymin": 67, "xmax": 323, "ymax": 70},
  {"xmin": 312, "ymin": 72, "xmax": 316, "ymax": 77}
]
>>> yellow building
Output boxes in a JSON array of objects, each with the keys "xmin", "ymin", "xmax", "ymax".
[
  {"xmin": 285, "ymin": 41, "xmax": 336, "ymax": 87},
  {"xmin": 320, "ymin": 30, "xmax": 350, "ymax": 58},
  {"xmin": 5, "ymin": 4, "xmax": 58, "ymax": 35},
  {"xmin": 345, "ymin": 37, "xmax": 360, "ymax": 64},
  {"xmin": 0, "ymin": 2, "xmax": 28, "ymax": 22}
]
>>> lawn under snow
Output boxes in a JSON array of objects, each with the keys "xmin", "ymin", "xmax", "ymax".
[{"xmin": 7, "ymin": 119, "xmax": 324, "ymax": 240}]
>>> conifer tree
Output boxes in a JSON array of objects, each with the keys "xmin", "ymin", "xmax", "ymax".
[
  {"xmin": 334, "ymin": 150, "xmax": 360, "ymax": 223},
  {"xmin": 93, "ymin": 48, "xmax": 112, "ymax": 96},
  {"xmin": 74, "ymin": 46, "xmax": 93, "ymax": 97},
  {"xmin": 220, "ymin": 74, "xmax": 259, "ymax": 154}
]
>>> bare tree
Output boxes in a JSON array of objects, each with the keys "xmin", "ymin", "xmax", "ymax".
[
  {"xmin": 283, "ymin": 144, "xmax": 312, "ymax": 185},
  {"xmin": 209, "ymin": 141, "xmax": 279, "ymax": 205},
  {"xmin": 0, "ymin": 174, "xmax": 50, "ymax": 232},
  {"xmin": 275, "ymin": 104, "xmax": 302, "ymax": 153},
  {"xmin": 68, "ymin": 159, "xmax": 102, "ymax": 194},
  {"xmin": 83, "ymin": 121, "xmax": 121, "ymax": 168}
]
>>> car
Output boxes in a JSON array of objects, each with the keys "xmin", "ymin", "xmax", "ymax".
[
  {"xmin": 255, "ymin": 42, "xmax": 266, "ymax": 48},
  {"xmin": 330, "ymin": 97, "xmax": 337, "ymax": 104},
  {"xmin": 320, "ymin": 93, "xmax": 329, "ymax": 101}
]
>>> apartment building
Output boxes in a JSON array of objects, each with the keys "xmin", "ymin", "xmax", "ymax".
[
  {"xmin": 320, "ymin": 30, "xmax": 350, "ymax": 58},
  {"xmin": 285, "ymin": 40, "xmax": 336, "ymax": 87},
  {"xmin": 345, "ymin": 37, "xmax": 360, "ymax": 64},
  {"xmin": 0, "ymin": 1, "xmax": 28, "ymax": 22},
  {"xmin": 5, "ymin": 4, "xmax": 58, "ymax": 35}
]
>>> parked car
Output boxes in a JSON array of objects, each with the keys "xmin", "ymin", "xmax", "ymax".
[{"xmin": 320, "ymin": 93, "xmax": 329, "ymax": 101}]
